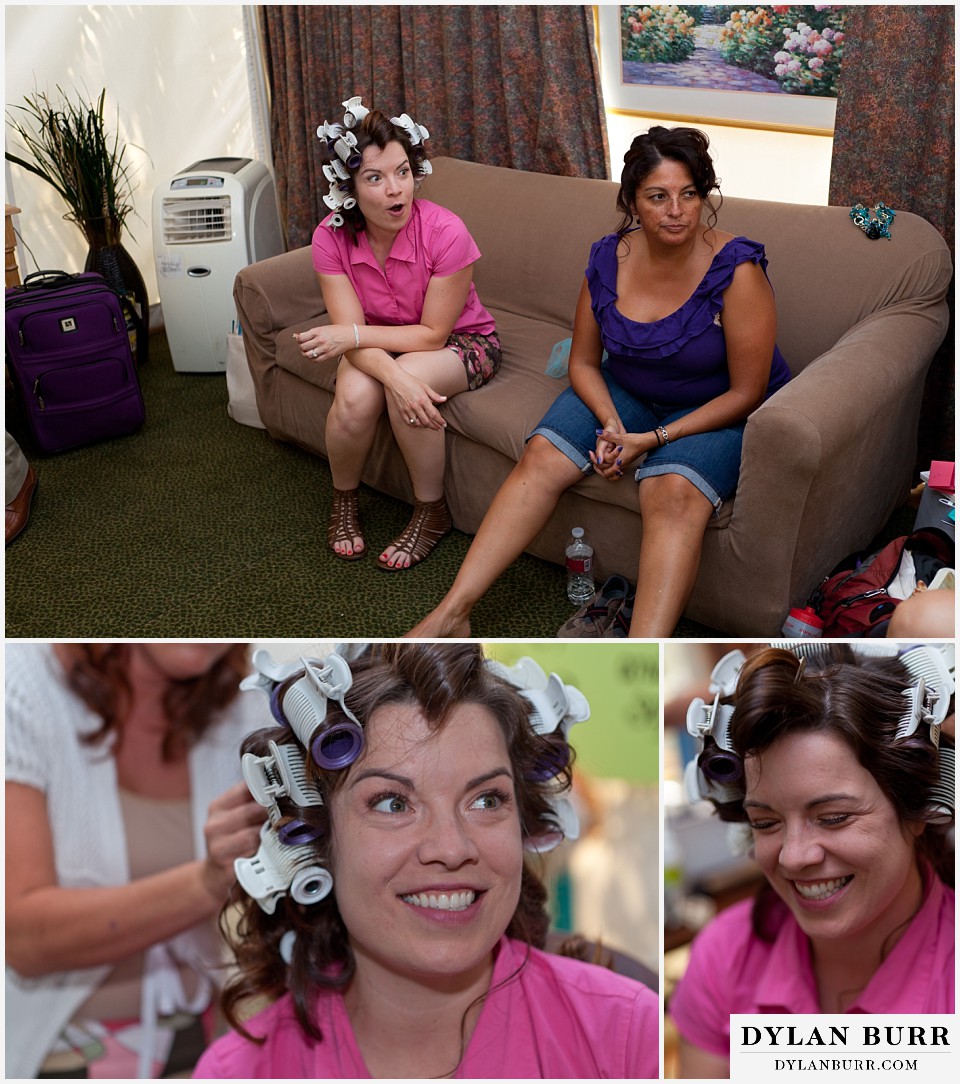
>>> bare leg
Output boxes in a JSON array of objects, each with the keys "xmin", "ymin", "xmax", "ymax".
[
  {"xmin": 407, "ymin": 436, "xmax": 585, "ymax": 635},
  {"xmin": 380, "ymin": 349, "xmax": 468, "ymax": 568},
  {"xmin": 630, "ymin": 473, "xmax": 714, "ymax": 637},
  {"xmin": 325, "ymin": 357, "xmax": 387, "ymax": 556}
]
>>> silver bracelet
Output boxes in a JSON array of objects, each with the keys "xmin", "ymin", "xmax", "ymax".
[
  {"xmin": 352, "ymin": 323, "xmax": 360, "ymax": 350},
  {"xmin": 657, "ymin": 425, "xmax": 670, "ymax": 446}
]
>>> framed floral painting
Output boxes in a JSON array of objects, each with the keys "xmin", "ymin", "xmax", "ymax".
[{"xmin": 595, "ymin": 4, "xmax": 848, "ymax": 134}]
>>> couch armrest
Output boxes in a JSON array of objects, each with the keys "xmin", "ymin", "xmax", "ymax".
[
  {"xmin": 233, "ymin": 247, "xmax": 326, "ymax": 432},
  {"xmin": 716, "ymin": 294, "xmax": 949, "ymax": 632}
]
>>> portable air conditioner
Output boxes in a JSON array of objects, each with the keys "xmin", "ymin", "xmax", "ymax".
[{"xmin": 153, "ymin": 157, "xmax": 284, "ymax": 372}]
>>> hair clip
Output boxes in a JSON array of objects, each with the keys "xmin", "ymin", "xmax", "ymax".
[
  {"xmin": 242, "ymin": 649, "xmax": 365, "ymax": 769},
  {"xmin": 235, "ymin": 823, "xmax": 333, "ymax": 914},
  {"xmin": 391, "ymin": 112, "xmax": 429, "ymax": 146},
  {"xmin": 486, "ymin": 656, "xmax": 590, "ymax": 739},
  {"xmin": 240, "ymin": 648, "xmax": 303, "ymax": 696},
  {"xmin": 242, "ymin": 739, "xmax": 324, "ymax": 812},
  {"xmin": 793, "ymin": 656, "xmax": 807, "ymax": 684},
  {"xmin": 333, "ymin": 131, "xmax": 361, "ymax": 170},
  {"xmin": 524, "ymin": 794, "xmax": 580, "ymax": 854},
  {"xmin": 316, "ymin": 121, "xmax": 345, "ymax": 145},
  {"xmin": 328, "ymin": 212, "xmax": 345, "ymax": 230},
  {"xmin": 685, "ymin": 694, "xmax": 742, "ymax": 801},
  {"xmin": 342, "ymin": 95, "xmax": 369, "ymax": 129},
  {"xmin": 708, "ymin": 650, "xmax": 746, "ymax": 697},
  {"xmin": 271, "ymin": 655, "xmax": 364, "ymax": 770},
  {"xmin": 898, "ymin": 644, "xmax": 955, "ymax": 726}
]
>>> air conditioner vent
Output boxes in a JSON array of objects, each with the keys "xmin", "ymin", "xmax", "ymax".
[{"xmin": 161, "ymin": 196, "xmax": 232, "ymax": 243}]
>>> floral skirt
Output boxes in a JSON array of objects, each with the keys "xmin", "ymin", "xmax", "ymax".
[{"xmin": 444, "ymin": 330, "xmax": 502, "ymax": 391}]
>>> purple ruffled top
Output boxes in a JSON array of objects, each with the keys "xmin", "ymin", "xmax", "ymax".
[{"xmin": 587, "ymin": 232, "xmax": 791, "ymax": 408}]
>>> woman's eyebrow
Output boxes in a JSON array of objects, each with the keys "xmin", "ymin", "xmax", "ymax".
[
  {"xmin": 743, "ymin": 793, "xmax": 859, "ymax": 810},
  {"xmin": 465, "ymin": 767, "xmax": 514, "ymax": 790},
  {"xmin": 350, "ymin": 769, "xmax": 415, "ymax": 789},
  {"xmin": 349, "ymin": 766, "xmax": 514, "ymax": 790}
]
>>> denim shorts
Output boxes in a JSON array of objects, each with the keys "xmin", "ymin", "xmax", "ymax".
[{"xmin": 528, "ymin": 369, "xmax": 745, "ymax": 511}]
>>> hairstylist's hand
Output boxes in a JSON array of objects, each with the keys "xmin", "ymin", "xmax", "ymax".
[
  {"xmin": 295, "ymin": 325, "xmax": 353, "ymax": 363},
  {"xmin": 201, "ymin": 782, "xmax": 264, "ymax": 901},
  {"xmin": 387, "ymin": 370, "xmax": 448, "ymax": 430}
]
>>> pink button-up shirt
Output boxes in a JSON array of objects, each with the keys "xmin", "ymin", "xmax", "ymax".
[
  {"xmin": 194, "ymin": 935, "xmax": 660, "ymax": 1078},
  {"xmin": 670, "ymin": 867, "xmax": 954, "ymax": 1058},
  {"xmin": 312, "ymin": 198, "xmax": 495, "ymax": 336}
]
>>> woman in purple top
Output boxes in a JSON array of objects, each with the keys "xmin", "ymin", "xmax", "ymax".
[
  {"xmin": 299, "ymin": 99, "xmax": 500, "ymax": 570},
  {"xmin": 195, "ymin": 643, "xmax": 659, "ymax": 1078},
  {"xmin": 671, "ymin": 643, "xmax": 955, "ymax": 1077},
  {"xmin": 411, "ymin": 126, "xmax": 790, "ymax": 637}
]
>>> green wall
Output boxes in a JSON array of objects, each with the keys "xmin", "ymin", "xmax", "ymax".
[{"xmin": 484, "ymin": 643, "xmax": 659, "ymax": 784}]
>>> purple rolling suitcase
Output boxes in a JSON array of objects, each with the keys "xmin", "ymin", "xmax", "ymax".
[{"xmin": 5, "ymin": 270, "xmax": 145, "ymax": 454}]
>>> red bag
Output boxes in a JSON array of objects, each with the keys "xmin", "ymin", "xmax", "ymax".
[{"xmin": 809, "ymin": 528, "xmax": 953, "ymax": 636}]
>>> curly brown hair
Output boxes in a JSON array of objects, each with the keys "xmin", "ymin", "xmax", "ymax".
[
  {"xmin": 58, "ymin": 643, "xmax": 251, "ymax": 761},
  {"xmin": 221, "ymin": 642, "xmax": 575, "ymax": 1042}
]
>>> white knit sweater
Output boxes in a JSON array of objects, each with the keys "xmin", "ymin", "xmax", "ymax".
[{"xmin": 4, "ymin": 643, "xmax": 267, "ymax": 1078}]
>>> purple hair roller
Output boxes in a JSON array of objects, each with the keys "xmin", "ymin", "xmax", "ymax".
[
  {"xmin": 278, "ymin": 819, "xmax": 323, "ymax": 847},
  {"xmin": 312, "ymin": 720, "xmax": 365, "ymax": 770},
  {"xmin": 701, "ymin": 746, "xmax": 743, "ymax": 784}
]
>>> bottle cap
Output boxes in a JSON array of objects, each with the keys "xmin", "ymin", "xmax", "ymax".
[
  {"xmin": 572, "ymin": 527, "xmax": 584, "ymax": 538},
  {"xmin": 788, "ymin": 606, "xmax": 824, "ymax": 629}
]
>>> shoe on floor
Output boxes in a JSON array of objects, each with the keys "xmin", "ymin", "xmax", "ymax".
[{"xmin": 5, "ymin": 465, "xmax": 37, "ymax": 545}]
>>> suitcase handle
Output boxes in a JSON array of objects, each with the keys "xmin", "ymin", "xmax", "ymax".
[{"xmin": 23, "ymin": 270, "xmax": 76, "ymax": 290}]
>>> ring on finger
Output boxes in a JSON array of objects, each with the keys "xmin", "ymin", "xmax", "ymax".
[
  {"xmin": 408, "ymin": 417, "xmax": 417, "ymax": 425},
  {"xmin": 310, "ymin": 348, "xmax": 319, "ymax": 358}
]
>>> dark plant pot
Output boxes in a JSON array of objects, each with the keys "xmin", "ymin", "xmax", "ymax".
[{"xmin": 84, "ymin": 232, "xmax": 149, "ymax": 367}]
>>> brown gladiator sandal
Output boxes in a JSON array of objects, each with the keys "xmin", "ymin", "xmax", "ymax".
[
  {"xmin": 377, "ymin": 496, "xmax": 452, "ymax": 571},
  {"xmin": 327, "ymin": 487, "xmax": 365, "ymax": 560}
]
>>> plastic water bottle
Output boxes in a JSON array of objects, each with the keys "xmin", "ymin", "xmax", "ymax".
[
  {"xmin": 781, "ymin": 606, "xmax": 825, "ymax": 638},
  {"xmin": 565, "ymin": 527, "xmax": 595, "ymax": 605}
]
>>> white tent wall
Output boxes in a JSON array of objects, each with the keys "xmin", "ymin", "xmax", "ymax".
[{"xmin": 4, "ymin": 4, "xmax": 258, "ymax": 304}]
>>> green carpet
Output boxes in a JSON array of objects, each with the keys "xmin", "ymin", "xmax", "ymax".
[
  {"xmin": 5, "ymin": 332, "xmax": 914, "ymax": 639},
  {"xmin": 4, "ymin": 332, "xmax": 582, "ymax": 637}
]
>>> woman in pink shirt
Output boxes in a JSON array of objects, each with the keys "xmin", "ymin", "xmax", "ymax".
[
  {"xmin": 670, "ymin": 644, "xmax": 955, "ymax": 1078},
  {"xmin": 193, "ymin": 643, "xmax": 659, "ymax": 1078},
  {"xmin": 300, "ymin": 98, "xmax": 500, "ymax": 570}
]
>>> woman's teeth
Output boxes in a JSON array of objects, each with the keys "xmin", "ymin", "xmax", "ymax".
[
  {"xmin": 402, "ymin": 890, "xmax": 476, "ymax": 911},
  {"xmin": 794, "ymin": 876, "xmax": 852, "ymax": 900}
]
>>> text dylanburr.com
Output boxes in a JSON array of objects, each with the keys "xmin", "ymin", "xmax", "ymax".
[{"xmin": 730, "ymin": 1015, "xmax": 956, "ymax": 1081}]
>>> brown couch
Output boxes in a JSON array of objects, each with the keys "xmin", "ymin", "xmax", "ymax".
[{"xmin": 233, "ymin": 157, "xmax": 952, "ymax": 635}]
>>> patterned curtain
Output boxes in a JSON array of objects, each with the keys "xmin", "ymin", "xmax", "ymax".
[
  {"xmin": 828, "ymin": 5, "xmax": 955, "ymax": 465},
  {"xmin": 258, "ymin": 4, "xmax": 609, "ymax": 250}
]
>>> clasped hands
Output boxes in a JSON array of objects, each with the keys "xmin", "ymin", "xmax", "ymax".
[{"xmin": 589, "ymin": 420, "xmax": 658, "ymax": 482}]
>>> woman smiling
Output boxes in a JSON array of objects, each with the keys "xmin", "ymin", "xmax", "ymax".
[
  {"xmin": 195, "ymin": 643, "xmax": 659, "ymax": 1078},
  {"xmin": 670, "ymin": 643, "xmax": 955, "ymax": 1078}
]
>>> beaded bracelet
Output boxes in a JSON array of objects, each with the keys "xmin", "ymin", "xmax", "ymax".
[
  {"xmin": 850, "ymin": 202, "xmax": 896, "ymax": 240},
  {"xmin": 352, "ymin": 323, "xmax": 360, "ymax": 349}
]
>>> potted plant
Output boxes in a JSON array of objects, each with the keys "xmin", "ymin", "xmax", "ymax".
[{"xmin": 6, "ymin": 86, "xmax": 149, "ymax": 363}]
